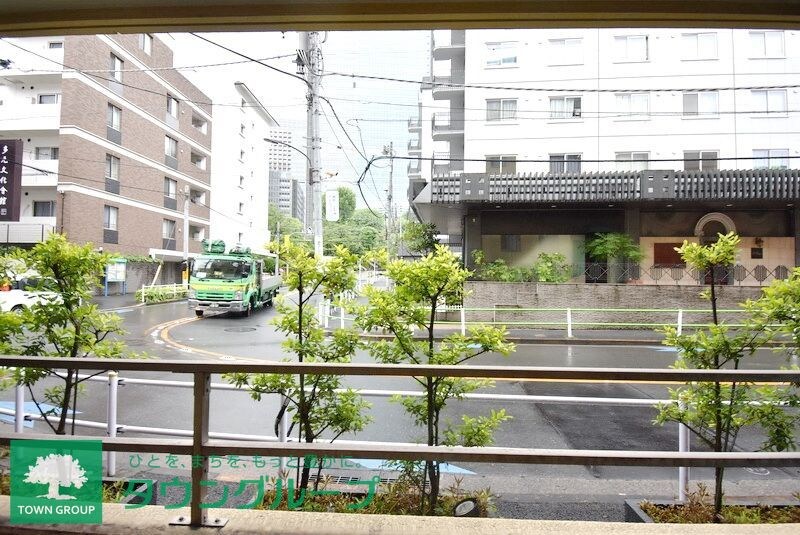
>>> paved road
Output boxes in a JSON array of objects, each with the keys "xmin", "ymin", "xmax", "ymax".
[{"xmin": 3, "ymin": 299, "xmax": 799, "ymax": 517}]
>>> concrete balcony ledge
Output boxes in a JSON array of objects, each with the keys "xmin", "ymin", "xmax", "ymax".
[{"xmin": 0, "ymin": 498, "xmax": 796, "ymax": 535}]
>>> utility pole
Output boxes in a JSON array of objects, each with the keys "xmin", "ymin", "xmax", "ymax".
[
  {"xmin": 382, "ymin": 142, "xmax": 394, "ymax": 250},
  {"xmin": 298, "ymin": 32, "xmax": 323, "ymax": 257},
  {"xmin": 182, "ymin": 185, "xmax": 190, "ymax": 285}
]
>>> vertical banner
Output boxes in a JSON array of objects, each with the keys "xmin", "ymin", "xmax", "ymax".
[
  {"xmin": 0, "ymin": 139, "xmax": 23, "ymax": 221},
  {"xmin": 325, "ymin": 189, "xmax": 340, "ymax": 222}
]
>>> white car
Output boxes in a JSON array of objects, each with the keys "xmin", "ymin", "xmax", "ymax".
[{"xmin": 0, "ymin": 277, "xmax": 60, "ymax": 313}]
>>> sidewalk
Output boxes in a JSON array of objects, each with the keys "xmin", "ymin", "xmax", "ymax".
[
  {"xmin": 357, "ymin": 326, "xmax": 667, "ymax": 345},
  {"xmin": 91, "ymin": 293, "xmax": 143, "ymax": 311}
]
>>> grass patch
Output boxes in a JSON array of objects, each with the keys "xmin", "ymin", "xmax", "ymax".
[{"xmin": 641, "ymin": 484, "xmax": 800, "ymax": 523}]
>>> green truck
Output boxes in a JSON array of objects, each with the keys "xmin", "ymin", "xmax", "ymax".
[{"xmin": 187, "ymin": 240, "xmax": 281, "ymax": 317}]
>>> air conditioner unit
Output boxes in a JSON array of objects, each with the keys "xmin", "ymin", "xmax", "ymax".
[{"xmin": 572, "ymin": 108, "xmax": 582, "ymax": 117}]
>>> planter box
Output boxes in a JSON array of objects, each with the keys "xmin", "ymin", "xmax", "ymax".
[
  {"xmin": 103, "ymin": 477, "xmax": 156, "ymax": 506},
  {"xmin": 624, "ymin": 498, "xmax": 798, "ymax": 523}
]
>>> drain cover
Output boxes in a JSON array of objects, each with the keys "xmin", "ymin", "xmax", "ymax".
[
  {"xmin": 224, "ymin": 327, "xmax": 257, "ymax": 333},
  {"xmin": 743, "ymin": 467, "xmax": 770, "ymax": 476}
]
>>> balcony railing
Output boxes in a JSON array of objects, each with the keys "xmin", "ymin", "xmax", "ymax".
[
  {"xmin": 407, "ymin": 116, "xmax": 421, "ymax": 130},
  {"xmin": 432, "ymin": 112, "xmax": 464, "ymax": 133},
  {"xmin": 428, "ymin": 170, "xmax": 800, "ymax": 204},
  {"xmin": 1, "ymin": 355, "xmax": 798, "ymax": 528},
  {"xmin": 0, "ymin": 222, "xmax": 55, "ymax": 244},
  {"xmin": 407, "ymin": 161, "xmax": 421, "ymax": 175},
  {"xmin": 407, "ymin": 139, "xmax": 421, "ymax": 151}
]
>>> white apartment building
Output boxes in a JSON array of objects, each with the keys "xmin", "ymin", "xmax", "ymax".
[
  {"xmin": 267, "ymin": 128, "xmax": 305, "ymax": 220},
  {"xmin": 412, "ymin": 28, "xmax": 800, "ymax": 179},
  {"xmin": 209, "ymin": 82, "xmax": 278, "ymax": 252},
  {"xmin": 409, "ymin": 29, "xmax": 800, "ymax": 279}
]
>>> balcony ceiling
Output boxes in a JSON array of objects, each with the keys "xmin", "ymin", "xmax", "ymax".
[{"xmin": 2, "ymin": 1, "xmax": 800, "ymax": 36}]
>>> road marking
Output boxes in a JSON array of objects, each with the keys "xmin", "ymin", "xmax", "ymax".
[{"xmin": 154, "ymin": 315, "xmax": 264, "ymax": 363}]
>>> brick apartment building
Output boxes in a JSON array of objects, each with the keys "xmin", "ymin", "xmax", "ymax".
[{"xmin": 0, "ymin": 34, "xmax": 213, "ymax": 283}]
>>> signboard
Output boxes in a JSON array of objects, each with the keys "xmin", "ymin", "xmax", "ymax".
[
  {"xmin": 0, "ymin": 140, "xmax": 23, "ymax": 221},
  {"xmin": 325, "ymin": 189, "xmax": 340, "ymax": 222},
  {"xmin": 106, "ymin": 259, "xmax": 127, "ymax": 282}
]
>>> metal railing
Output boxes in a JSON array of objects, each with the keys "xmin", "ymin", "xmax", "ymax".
[
  {"xmin": 137, "ymin": 282, "xmax": 189, "ymax": 304},
  {"xmin": 1, "ymin": 356, "xmax": 798, "ymax": 527}
]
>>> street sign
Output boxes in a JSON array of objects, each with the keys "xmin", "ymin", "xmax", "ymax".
[
  {"xmin": 325, "ymin": 189, "xmax": 339, "ymax": 221},
  {"xmin": 0, "ymin": 140, "xmax": 23, "ymax": 221}
]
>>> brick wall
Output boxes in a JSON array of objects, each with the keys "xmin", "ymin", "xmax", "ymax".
[{"xmin": 462, "ymin": 282, "xmax": 765, "ymax": 329}]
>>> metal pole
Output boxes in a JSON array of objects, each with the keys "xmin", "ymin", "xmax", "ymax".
[
  {"xmin": 340, "ymin": 303, "xmax": 345, "ymax": 329},
  {"xmin": 14, "ymin": 382, "xmax": 24, "ymax": 434},
  {"xmin": 106, "ymin": 372, "xmax": 118, "ymax": 476},
  {"xmin": 301, "ymin": 31, "xmax": 324, "ymax": 258},
  {"xmin": 460, "ymin": 306, "xmax": 466, "ymax": 336},
  {"xmin": 324, "ymin": 299, "xmax": 330, "ymax": 328},
  {"xmin": 677, "ymin": 309, "xmax": 684, "ymax": 336},
  {"xmin": 678, "ymin": 401, "xmax": 690, "ymax": 501},
  {"xmin": 183, "ymin": 185, "xmax": 190, "ymax": 262},
  {"xmin": 566, "ymin": 308, "xmax": 573, "ymax": 338},
  {"xmin": 278, "ymin": 394, "xmax": 288, "ymax": 472}
]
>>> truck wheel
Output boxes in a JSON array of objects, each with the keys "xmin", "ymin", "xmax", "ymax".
[
  {"xmin": 243, "ymin": 298, "xmax": 254, "ymax": 318},
  {"xmin": 195, "ymin": 310, "xmax": 204, "ymax": 317},
  {"xmin": 11, "ymin": 305, "xmax": 24, "ymax": 314}
]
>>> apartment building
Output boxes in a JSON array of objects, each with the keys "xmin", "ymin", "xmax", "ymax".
[
  {"xmin": 267, "ymin": 128, "xmax": 306, "ymax": 221},
  {"xmin": 409, "ymin": 29, "xmax": 800, "ymax": 282},
  {"xmin": 0, "ymin": 34, "xmax": 212, "ymax": 282},
  {"xmin": 209, "ymin": 82, "xmax": 278, "ymax": 252}
]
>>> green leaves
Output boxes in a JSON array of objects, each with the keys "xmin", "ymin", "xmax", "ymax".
[
  {"xmin": 586, "ymin": 233, "xmax": 644, "ymax": 262},
  {"xmin": 400, "ymin": 220, "xmax": 439, "ymax": 256},
  {"xmin": 675, "ymin": 232, "xmax": 740, "ymax": 271}
]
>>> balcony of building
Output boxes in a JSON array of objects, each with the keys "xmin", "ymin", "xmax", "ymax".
[
  {"xmin": 21, "ymin": 157, "xmax": 59, "ymax": 187},
  {"xmin": 407, "ymin": 159, "xmax": 421, "ymax": 178},
  {"xmin": 0, "ymin": 90, "xmax": 61, "ymax": 132},
  {"xmin": 431, "ymin": 70, "xmax": 465, "ymax": 100},
  {"xmin": 432, "ymin": 112, "xmax": 464, "ymax": 139},
  {"xmin": 407, "ymin": 138, "xmax": 421, "ymax": 154},
  {"xmin": 0, "ymin": 220, "xmax": 56, "ymax": 245},
  {"xmin": 432, "ymin": 29, "xmax": 465, "ymax": 60},
  {"xmin": 432, "ymin": 151, "xmax": 464, "ymax": 176},
  {"xmin": 407, "ymin": 116, "xmax": 421, "ymax": 132}
]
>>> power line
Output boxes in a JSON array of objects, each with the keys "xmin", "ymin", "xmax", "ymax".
[
  {"xmin": 390, "ymin": 154, "xmax": 800, "ymax": 164},
  {"xmin": 319, "ymin": 95, "xmax": 369, "ymax": 162},
  {"xmin": 17, "ymin": 53, "xmax": 296, "ymax": 74},
  {"xmin": 327, "ymin": 70, "xmax": 800, "ymax": 93}
]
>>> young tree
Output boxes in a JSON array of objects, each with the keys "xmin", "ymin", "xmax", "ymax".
[
  {"xmin": 654, "ymin": 232, "xmax": 799, "ymax": 521},
  {"xmin": 2, "ymin": 234, "xmax": 138, "ymax": 435},
  {"xmin": 585, "ymin": 232, "xmax": 644, "ymax": 283},
  {"xmin": 24, "ymin": 453, "xmax": 87, "ymax": 499},
  {"xmin": 356, "ymin": 245, "xmax": 515, "ymax": 514},
  {"xmin": 226, "ymin": 238, "xmax": 371, "ymax": 493},
  {"xmin": 400, "ymin": 220, "xmax": 439, "ymax": 256}
]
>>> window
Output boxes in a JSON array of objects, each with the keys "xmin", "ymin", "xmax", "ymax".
[
  {"xmin": 616, "ymin": 152, "xmax": 649, "ymax": 171},
  {"xmin": 682, "ymin": 32, "xmax": 717, "ymax": 60},
  {"xmin": 239, "ymin": 176, "xmax": 245, "ymax": 187},
  {"xmin": 190, "ymin": 152, "xmax": 206, "ymax": 170},
  {"xmin": 109, "ymin": 54, "xmax": 123, "ymax": 82},
  {"xmin": 191, "ymin": 115, "xmax": 207, "ymax": 133},
  {"xmin": 239, "ymin": 150, "xmax": 246, "ymax": 161},
  {"xmin": 34, "ymin": 147, "xmax": 58, "ymax": 160},
  {"xmin": 753, "ymin": 149, "xmax": 789, "ymax": 170},
  {"xmin": 189, "ymin": 225, "xmax": 204, "ymax": 241},
  {"xmin": 138, "ymin": 33, "xmax": 152, "ymax": 54},
  {"xmin": 107, "ymin": 103, "xmax": 121, "ymax": 130},
  {"xmin": 104, "ymin": 206, "xmax": 118, "ymax": 230},
  {"xmin": 164, "ymin": 136, "xmax": 178, "ymax": 158},
  {"xmin": 105, "ymin": 154, "xmax": 120, "ymax": 180},
  {"xmin": 33, "ymin": 201, "xmax": 55, "ymax": 217},
  {"xmin": 164, "ymin": 177, "xmax": 177, "ymax": 199},
  {"xmin": 190, "ymin": 189, "xmax": 206, "ymax": 204},
  {"xmin": 486, "ymin": 155, "xmax": 517, "ymax": 175},
  {"xmin": 683, "ymin": 91, "xmax": 718, "ymax": 117},
  {"xmin": 751, "ymin": 89, "xmax": 787, "ymax": 115},
  {"xmin": 749, "ymin": 31, "xmax": 784, "ymax": 58},
  {"xmin": 485, "ymin": 41, "xmax": 518, "ymax": 67},
  {"xmin": 614, "ymin": 35, "xmax": 648, "ymax": 62},
  {"xmin": 549, "ymin": 154, "xmax": 581, "ymax": 173},
  {"xmin": 237, "ymin": 202, "xmax": 245, "ymax": 214},
  {"xmin": 167, "ymin": 95, "xmax": 179, "ymax": 118},
  {"xmin": 162, "ymin": 219, "xmax": 176, "ymax": 239},
  {"xmin": 501, "ymin": 235, "xmax": 521, "ymax": 252},
  {"xmin": 486, "ymin": 98, "xmax": 517, "ymax": 122},
  {"xmin": 549, "ymin": 96, "xmax": 582, "ymax": 119},
  {"xmin": 684, "ymin": 151, "xmax": 719, "ymax": 171},
  {"xmin": 653, "ymin": 243, "xmax": 685, "ymax": 267},
  {"xmin": 47, "ymin": 41, "xmax": 63, "ymax": 49},
  {"xmin": 548, "ymin": 38, "xmax": 583, "ymax": 65},
  {"xmin": 615, "ymin": 92, "xmax": 649, "ymax": 118},
  {"xmin": 240, "ymin": 124, "xmax": 246, "ymax": 135},
  {"xmin": 37, "ymin": 93, "xmax": 59, "ymax": 104},
  {"xmin": 238, "ymin": 232, "xmax": 244, "ymax": 243}
]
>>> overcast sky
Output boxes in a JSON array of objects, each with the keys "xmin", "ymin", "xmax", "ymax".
[{"xmin": 170, "ymin": 31, "xmax": 430, "ymax": 216}]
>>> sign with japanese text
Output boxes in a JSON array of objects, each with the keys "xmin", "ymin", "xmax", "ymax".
[
  {"xmin": 0, "ymin": 139, "xmax": 23, "ymax": 221},
  {"xmin": 325, "ymin": 189, "xmax": 339, "ymax": 222}
]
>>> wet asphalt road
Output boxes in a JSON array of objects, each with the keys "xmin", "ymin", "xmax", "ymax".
[{"xmin": 3, "ymin": 299, "xmax": 799, "ymax": 512}]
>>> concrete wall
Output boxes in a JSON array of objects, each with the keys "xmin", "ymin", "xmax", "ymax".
[
  {"xmin": 481, "ymin": 234, "xmax": 583, "ymax": 267},
  {"xmin": 463, "ymin": 281, "xmax": 765, "ymax": 328}
]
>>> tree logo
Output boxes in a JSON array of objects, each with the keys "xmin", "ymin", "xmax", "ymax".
[{"xmin": 11, "ymin": 440, "xmax": 102, "ymax": 524}]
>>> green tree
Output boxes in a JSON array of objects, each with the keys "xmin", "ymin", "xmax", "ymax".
[
  {"xmin": 744, "ymin": 267, "xmax": 800, "ymax": 349},
  {"xmin": 323, "ymin": 208, "xmax": 385, "ymax": 256},
  {"xmin": 356, "ymin": 245, "xmax": 515, "ymax": 514},
  {"xmin": 400, "ymin": 220, "xmax": 439, "ymax": 256},
  {"xmin": 1, "ymin": 234, "xmax": 139, "ymax": 435},
  {"xmin": 532, "ymin": 252, "xmax": 571, "ymax": 283},
  {"xmin": 268, "ymin": 204, "xmax": 307, "ymax": 245},
  {"xmin": 653, "ymin": 232, "xmax": 799, "ymax": 521},
  {"xmin": 585, "ymin": 232, "xmax": 644, "ymax": 283},
  {"xmin": 226, "ymin": 238, "xmax": 371, "ymax": 493}
]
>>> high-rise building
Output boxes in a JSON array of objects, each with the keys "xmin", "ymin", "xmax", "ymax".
[
  {"xmin": 0, "ymin": 34, "xmax": 213, "ymax": 282},
  {"xmin": 410, "ymin": 29, "xmax": 800, "ymax": 278},
  {"xmin": 291, "ymin": 179, "xmax": 305, "ymax": 222}
]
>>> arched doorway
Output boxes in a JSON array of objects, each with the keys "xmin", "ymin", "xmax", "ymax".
[{"xmin": 694, "ymin": 213, "xmax": 736, "ymax": 284}]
